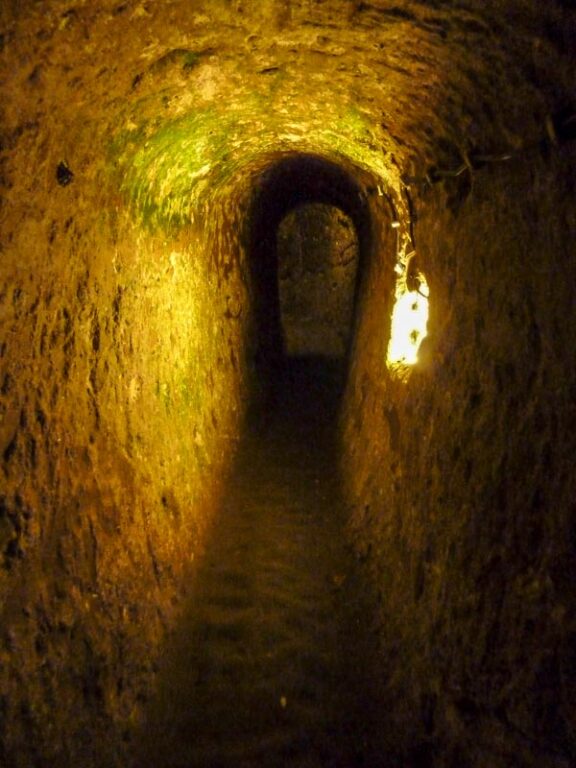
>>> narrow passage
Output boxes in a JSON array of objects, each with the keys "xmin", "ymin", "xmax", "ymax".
[{"xmin": 138, "ymin": 358, "xmax": 384, "ymax": 767}]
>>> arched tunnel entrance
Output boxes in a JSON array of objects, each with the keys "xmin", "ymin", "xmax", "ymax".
[{"xmin": 245, "ymin": 153, "xmax": 374, "ymax": 420}]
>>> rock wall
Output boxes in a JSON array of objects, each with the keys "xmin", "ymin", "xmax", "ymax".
[
  {"xmin": 341, "ymin": 147, "xmax": 576, "ymax": 766},
  {"xmin": 0, "ymin": 0, "xmax": 575, "ymax": 765},
  {"xmin": 0, "ymin": 78, "xmax": 250, "ymax": 767}
]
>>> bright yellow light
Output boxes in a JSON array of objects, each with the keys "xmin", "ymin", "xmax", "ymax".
[{"xmin": 387, "ymin": 276, "xmax": 429, "ymax": 370}]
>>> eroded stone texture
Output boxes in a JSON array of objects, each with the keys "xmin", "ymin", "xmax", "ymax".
[
  {"xmin": 342, "ymin": 150, "xmax": 576, "ymax": 765},
  {"xmin": 0, "ymin": 0, "xmax": 575, "ymax": 765}
]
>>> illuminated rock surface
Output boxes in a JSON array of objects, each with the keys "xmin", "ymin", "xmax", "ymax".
[{"xmin": 0, "ymin": 1, "xmax": 575, "ymax": 766}]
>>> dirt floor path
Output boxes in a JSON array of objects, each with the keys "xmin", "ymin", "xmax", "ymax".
[{"xmin": 136, "ymin": 358, "xmax": 384, "ymax": 767}]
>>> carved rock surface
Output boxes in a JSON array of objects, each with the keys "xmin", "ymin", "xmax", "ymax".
[{"xmin": 0, "ymin": 1, "xmax": 575, "ymax": 765}]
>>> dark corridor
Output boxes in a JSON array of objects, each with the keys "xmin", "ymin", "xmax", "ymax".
[{"xmin": 136, "ymin": 357, "xmax": 385, "ymax": 767}]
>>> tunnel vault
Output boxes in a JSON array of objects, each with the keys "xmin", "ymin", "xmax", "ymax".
[
  {"xmin": 244, "ymin": 153, "xmax": 376, "ymax": 384},
  {"xmin": 1, "ymin": 1, "xmax": 576, "ymax": 766}
]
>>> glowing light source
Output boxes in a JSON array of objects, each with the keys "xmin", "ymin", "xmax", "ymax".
[{"xmin": 387, "ymin": 272, "xmax": 429, "ymax": 372}]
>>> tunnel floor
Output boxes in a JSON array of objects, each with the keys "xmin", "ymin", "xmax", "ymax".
[{"xmin": 136, "ymin": 357, "xmax": 385, "ymax": 767}]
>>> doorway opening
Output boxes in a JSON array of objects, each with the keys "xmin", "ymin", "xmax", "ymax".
[
  {"xmin": 277, "ymin": 203, "xmax": 359, "ymax": 360},
  {"xmin": 246, "ymin": 154, "xmax": 373, "ymax": 419}
]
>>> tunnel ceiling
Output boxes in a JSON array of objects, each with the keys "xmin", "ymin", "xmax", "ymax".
[
  {"xmin": 247, "ymin": 154, "xmax": 373, "ymax": 251},
  {"xmin": 1, "ymin": 0, "xmax": 573, "ymax": 232}
]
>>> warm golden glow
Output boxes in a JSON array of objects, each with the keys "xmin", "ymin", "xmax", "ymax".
[{"xmin": 387, "ymin": 276, "xmax": 429, "ymax": 371}]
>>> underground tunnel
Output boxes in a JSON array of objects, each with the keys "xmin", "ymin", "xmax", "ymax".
[
  {"xmin": 246, "ymin": 153, "xmax": 372, "ymax": 404},
  {"xmin": 1, "ymin": 1, "xmax": 576, "ymax": 766}
]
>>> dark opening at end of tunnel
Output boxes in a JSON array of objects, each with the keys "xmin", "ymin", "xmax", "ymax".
[{"xmin": 245, "ymin": 154, "xmax": 373, "ymax": 428}]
